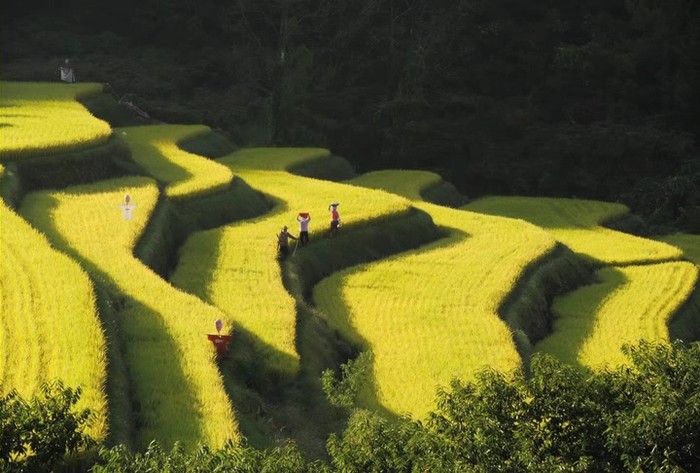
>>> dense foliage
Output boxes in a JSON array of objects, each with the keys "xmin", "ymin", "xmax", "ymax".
[
  {"xmin": 88, "ymin": 341, "xmax": 700, "ymax": 472},
  {"xmin": 2, "ymin": 0, "xmax": 699, "ymax": 231},
  {"xmin": 0, "ymin": 382, "xmax": 94, "ymax": 473},
  {"xmin": 1, "ymin": 336, "xmax": 698, "ymax": 472}
]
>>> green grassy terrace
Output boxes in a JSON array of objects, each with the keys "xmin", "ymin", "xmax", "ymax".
[
  {"xmin": 316, "ymin": 170, "xmax": 557, "ymax": 418},
  {"xmin": 0, "ymin": 81, "xmax": 111, "ymax": 159},
  {"xmin": 464, "ymin": 196, "xmax": 698, "ymax": 370},
  {"xmin": 0, "ymin": 191, "xmax": 108, "ymax": 442},
  {"xmin": 116, "ymin": 125, "xmax": 233, "ymax": 199},
  {"xmin": 19, "ymin": 177, "xmax": 239, "ymax": 449}
]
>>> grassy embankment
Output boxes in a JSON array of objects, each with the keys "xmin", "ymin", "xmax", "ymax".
[{"xmin": 466, "ymin": 196, "xmax": 695, "ymax": 370}]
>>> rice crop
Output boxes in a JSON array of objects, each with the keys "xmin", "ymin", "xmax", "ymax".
[
  {"xmin": 466, "ymin": 196, "xmax": 695, "ymax": 370},
  {"xmin": 313, "ymin": 170, "xmax": 555, "ymax": 419},
  {"xmin": 0, "ymin": 81, "xmax": 111, "ymax": 160},
  {"xmin": 0, "ymin": 199, "xmax": 108, "ymax": 441},
  {"xmin": 116, "ymin": 125, "xmax": 233, "ymax": 199},
  {"xmin": 536, "ymin": 262, "xmax": 698, "ymax": 370},
  {"xmin": 170, "ymin": 149, "xmax": 413, "ymax": 378},
  {"xmin": 466, "ymin": 196, "xmax": 682, "ymax": 264},
  {"xmin": 19, "ymin": 177, "xmax": 239, "ymax": 449}
]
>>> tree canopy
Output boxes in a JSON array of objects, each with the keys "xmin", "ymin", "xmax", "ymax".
[
  {"xmin": 87, "ymin": 341, "xmax": 700, "ymax": 472},
  {"xmin": 2, "ymin": 0, "xmax": 700, "ymax": 230},
  {"xmin": 3, "ymin": 0, "xmax": 699, "ymax": 231}
]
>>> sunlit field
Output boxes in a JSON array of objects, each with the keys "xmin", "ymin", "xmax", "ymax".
[
  {"xmin": 0, "ymin": 81, "xmax": 111, "ymax": 160},
  {"xmin": 171, "ymin": 148, "xmax": 413, "ymax": 377},
  {"xmin": 466, "ymin": 196, "xmax": 682, "ymax": 264},
  {"xmin": 536, "ymin": 262, "xmax": 698, "ymax": 369},
  {"xmin": 19, "ymin": 177, "xmax": 239, "ymax": 449},
  {"xmin": 0, "ymin": 198, "xmax": 108, "ymax": 441},
  {"xmin": 313, "ymin": 170, "xmax": 556, "ymax": 419},
  {"xmin": 3, "ymin": 79, "xmax": 698, "ymax": 459},
  {"xmin": 463, "ymin": 196, "xmax": 696, "ymax": 371},
  {"xmin": 116, "ymin": 125, "xmax": 233, "ymax": 199}
]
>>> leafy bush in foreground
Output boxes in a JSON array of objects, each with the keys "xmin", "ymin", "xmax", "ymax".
[
  {"xmin": 0, "ymin": 381, "xmax": 94, "ymax": 473},
  {"xmin": 331, "ymin": 341, "xmax": 700, "ymax": 472},
  {"xmin": 92, "ymin": 341, "xmax": 700, "ymax": 472},
  {"xmin": 92, "ymin": 441, "xmax": 323, "ymax": 473}
]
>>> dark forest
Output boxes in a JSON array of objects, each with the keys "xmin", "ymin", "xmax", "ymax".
[{"xmin": 2, "ymin": 0, "xmax": 699, "ymax": 231}]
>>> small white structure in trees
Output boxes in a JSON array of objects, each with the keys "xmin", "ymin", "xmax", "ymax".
[{"xmin": 60, "ymin": 59, "xmax": 76, "ymax": 83}]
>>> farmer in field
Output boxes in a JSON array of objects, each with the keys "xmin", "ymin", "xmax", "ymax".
[
  {"xmin": 297, "ymin": 212, "xmax": 311, "ymax": 246},
  {"xmin": 328, "ymin": 202, "xmax": 340, "ymax": 238},
  {"xmin": 277, "ymin": 225, "xmax": 298, "ymax": 260}
]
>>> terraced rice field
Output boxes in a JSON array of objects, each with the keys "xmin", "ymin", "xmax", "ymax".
[
  {"xmin": 0, "ymin": 196, "xmax": 108, "ymax": 441},
  {"xmin": 466, "ymin": 196, "xmax": 682, "ymax": 264},
  {"xmin": 171, "ymin": 149, "xmax": 413, "ymax": 378},
  {"xmin": 19, "ymin": 177, "xmax": 238, "ymax": 448},
  {"xmin": 465, "ymin": 196, "xmax": 697, "ymax": 370},
  {"xmin": 2, "ymin": 82, "xmax": 697, "ymax": 452},
  {"xmin": 116, "ymin": 125, "xmax": 234, "ymax": 199},
  {"xmin": 314, "ymin": 170, "xmax": 556, "ymax": 418},
  {"xmin": 659, "ymin": 233, "xmax": 700, "ymax": 264},
  {"xmin": 535, "ymin": 262, "xmax": 698, "ymax": 369},
  {"xmin": 0, "ymin": 81, "xmax": 111, "ymax": 159}
]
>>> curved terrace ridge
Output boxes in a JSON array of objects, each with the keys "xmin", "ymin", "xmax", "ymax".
[
  {"xmin": 19, "ymin": 176, "xmax": 239, "ymax": 450},
  {"xmin": 464, "ymin": 196, "xmax": 698, "ymax": 370},
  {"xmin": 171, "ymin": 148, "xmax": 418, "ymax": 378},
  {"xmin": 0, "ymin": 195, "xmax": 108, "ymax": 442},
  {"xmin": 0, "ymin": 81, "xmax": 111, "ymax": 160},
  {"xmin": 313, "ymin": 169, "xmax": 558, "ymax": 419},
  {"xmin": 115, "ymin": 124, "xmax": 234, "ymax": 199}
]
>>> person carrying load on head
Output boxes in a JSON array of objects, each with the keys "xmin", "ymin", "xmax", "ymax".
[
  {"xmin": 328, "ymin": 202, "xmax": 340, "ymax": 238},
  {"xmin": 277, "ymin": 225, "xmax": 297, "ymax": 260},
  {"xmin": 297, "ymin": 212, "xmax": 311, "ymax": 246}
]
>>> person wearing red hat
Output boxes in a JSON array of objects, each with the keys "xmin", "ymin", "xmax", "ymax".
[
  {"xmin": 328, "ymin": 202, "xmax": 340, "ymax": 238},
  {"xmin": 297, "ymin": 212, "xmax": 311, "ymax": 246}
]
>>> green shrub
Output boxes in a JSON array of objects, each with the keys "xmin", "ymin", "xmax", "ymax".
[
  {"xmin": 321, "ymin": 352, "xmax": 373, "ymax": 410},
  {"xmin": 87, "ymin": 341, "xmax": 700, "ymax": 471},
  {"xmin": 0, "ymin": 381, "xmax": 94, "ymax": 473},
  {"xmin": 92, "ymin": 440, "xmax": 324, "ymax": 473}
]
